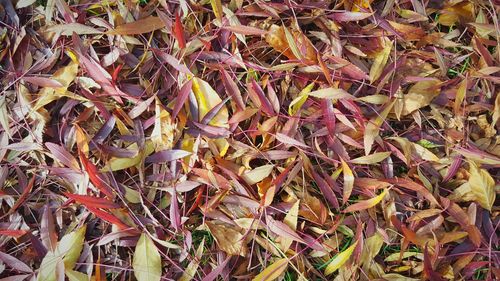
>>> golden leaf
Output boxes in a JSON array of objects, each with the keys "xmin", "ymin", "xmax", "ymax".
[{"xmin": 468, "ymin": 162, "xmax": 495, "ymax": 211}]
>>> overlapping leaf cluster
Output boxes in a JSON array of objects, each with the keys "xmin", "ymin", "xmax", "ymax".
[{"xmin": 0, "ymin": 0, "xmax": 498, "ymax": 280}]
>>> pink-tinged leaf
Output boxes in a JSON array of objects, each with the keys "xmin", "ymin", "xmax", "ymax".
[
  {"xmin": 201, "ymin": 256, "xmax": 231, "ymax": 281},
  {"xmin": 192, "ymin": 122, "xmax": 231, "ymax": 138},
  {"xmin": 92, "ymin": 115, "xmax": 116, "ymax": 145},
  {"xmin": 310, "ymin": 168, "xmax": 339, "ymax": 210},
  {"xmin": 331, "ymin": 11, "xmax": 374, "ymax": 22},
  {"xmin": 170, "ymin": 188, "xmax": 181, "ymax": 231},
  {"xmin": 247, "ymin": 80, "xmax": 275, "ymax": 116},
  {"xmin": 454, "ymin": 146, "xmax": 500, "ymax": 166},
  {"xmin": 174, "ymin": 181, "xmax": 202, "ymax": 193},
  {"xmin": 40, "ymin": 205, "xmax": 58, "ymax": 252},
  {"xmin": 267, "ymin": 217, "xmax": 306, "ymax": 244},
  {"xmin": 5, "ymin": 174, "xmax": 35, "ymax": 217},
  {"xmin": 442, "ymin": 156, "xmax": 462, "ymax": 182},
  {"xmin": 327, "ymin": 55, "xmax": 369, "ymax": 80},
  {"xmin": 152, "ymin": 49, "xmax": 192, "ymax": 75},
  {"xmin": 0, "ymin": 251, "xmax": 33, "ymax": 273},
  {"xmin": 23, "ymin": 76, "xmax": 63, "ymax": 88},
  {"xmin": 322, "ymin": 99, "xmax": 336, "ymax": 136},
  {"xmin": 275, "ymin": 133, "xmax": 309, "ymax": 149},
  {"xmin": 145, "ymin": 149, "xmax": 191, "ymax": 163},
  {"xmin": 201, "ymin": 97, "xmax": 231, "ymax": 125},
  {"xmin": 45, "ymin": 142, "xmax": 80, "ymax": 170},
  {"xmin": 64, "ymin": 193, "xmax": 121, "ymax": 209},
  {"xmin": 222, "ymin": 25, "xmax": 268, "ymax": 35},
  {"xmin": 76, "ymin": 54, "xmax": 131, "ymax": 104},
  {"xmin": 383, "ymin": 178, "xmax": 440, "ymax": 207},
  {"xmin": 0, "ymin": 229, "xmax": 29, "ymax": 238},
  {"xmin": 220, "ymin": 69, "xmax": 245, "ymax": 111},
  {"xmin": 172, "ymin": 79, "xmax": 193, "ymax": 120}
]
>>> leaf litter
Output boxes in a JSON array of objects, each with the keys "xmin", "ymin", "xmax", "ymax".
[{"xmin": 0, "ymin": 0, "xmax": 499, "ymax": 280}]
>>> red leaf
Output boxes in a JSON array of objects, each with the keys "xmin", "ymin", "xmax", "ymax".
[
  {"xmin": 64, "ymin": 193, "xmax": 121, "ymax": 209},
  {"xmin": 86, "ymin": 206, "xmax": 130, "ymax": 230},
  {"xmin": 78, "ymin": 150, "xmax": 114, "ymax": 198},
  {"xmin": 174, "ymin": 12, "xmax": 186, "ymax": 49}
]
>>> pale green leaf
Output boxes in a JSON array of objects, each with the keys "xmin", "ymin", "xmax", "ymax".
[{"xmin": 133, "ymin": 233, "xmax": 162, "ymax": 281}]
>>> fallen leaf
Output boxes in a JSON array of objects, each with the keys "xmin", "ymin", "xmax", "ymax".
[{"xmin": 133, "ymin": 233, "xmax": 162, "ymax": 281}]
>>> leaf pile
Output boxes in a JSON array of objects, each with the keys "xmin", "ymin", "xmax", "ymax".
[{"xmin": 0, "ymin": 0, "xmax": 499, "ymax": 280}]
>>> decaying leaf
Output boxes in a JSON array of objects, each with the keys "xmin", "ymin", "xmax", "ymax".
[
  {"xmin": 3, "ymin": 0, "xmax": 498, "ymax": 279},
  {"xmin": 206, "ymin": 221, "xmax": 248, "ymax": 256}
]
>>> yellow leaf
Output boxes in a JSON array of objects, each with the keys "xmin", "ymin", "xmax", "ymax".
[
  {"xmin": 369, "ymin": 40, "xmax": 392, "ymax": 83},
  {"xmin": 350, "ymin": 0, "xmax": 373, "ymax": 12},
  {"xmin": 192, "ymin": 77, "xmax": 229, "ymax": 128},
  {"xmin": 307, "ymin": 87, "xmax": 354, "ymax": 100},
  {"xmin": 279, "ymin": 200, "xmax": 300, "ymax": 252},
  {"xmin": 252, "ymin": 258, "xmax": 288, "ymax": 281},
  {"xmin": 413, "ymin": 143, "xmax": 440, "ymax": 162},
  {"xmin": 468, "ymin": 162, "xmax": 496, "ymax": 211},
  {"xmin": 38, "ymin": 226, "xmax": 86, "ymax": 281},
  {"xmin": 401, "ymin": 79, "xmax": 441, "ymax": 116},
  {"xmin": 109, "ymin": 16, "xmax": 166, "ymax": 35},
  {"xmin": 343, "ymin": 189, "xmax": 388, "ymax": 213},
  {"xmin": 360, "ymin": 233, "xmax": 384, "ymax": 267},
  {"xmin": 133, "ymin": 233, "xmax": 162, "ymax": 281},
  {"xmin": 33, "ymin": 62, "xmax": 81, "ymax": 111},
  {"xmin": 210, "ymin": 0, "xmax": 223, "ymax": 21},
  {"xmin": 356, "ymin": 94, "xmax": 389, "ymax": 104},
  {"xmin": 341, "ymin": 159, "xmax": 354, "ymax": 203},
  {"xmin": 350, "ymin": 152, "xmax": 391, "ymax": 165},
  {"xmin": 104, "ymin": 141, "xmax": 155, "ymax": 171},
  {"xmin": 151, "ymin": 97, "xmax": 175, "ymax": 151},
  {"xmin": 325, "ymin": 241, "xmax": 358, "ymax": 275},
  {"xmin": 454, "ymin": 78, "xmax": 467, "ymax": 113},
  {"xmin": 364, "ymin": 100, "xmax": 395, "ymax": 155},
  {"xmin": 242, "ymin": 165, "xmax": 274, "ymax": 185},
  {"xmin": 289, "ymin": 83, "xmax": 314, "ymax": 116},
  {"xmin": 265, "ymin": 25, "xmax": 296, "ymax": 60},
  {"xmin": 384, "ymin": 252, "xmax": 422, "ymax": 262},
  {"xmin": 437, "ymin": 2, "xmax": 475, "ymax": 27}
]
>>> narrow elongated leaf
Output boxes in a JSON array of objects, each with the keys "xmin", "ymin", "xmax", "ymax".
[
  {"xmin": 252, "ymin": 258, "xmax": 288, "ymax": 281},
  {"xmin": 341, "ymin": 159, "xmax": 354, "ymax": 203},
  {"xmin": 307, "ymin": 88, "xmax": 354, "ymax": 100},
  {"xmin": 145, "ymin": 149, "xmax": 191, "ymax": 163},
  {"xmin": 343, "ymin": 189, "xmax": 388, "ymax": 212},
  {"xmin": 324, "ymin": 241, "xmax": 358, "ymax": 275},
  {"xmin": 109, "ymin": 16, "xmax": 165, "ymax": 35},
  {"xmin": 350, "ymin": 152, "xmax": 391, "ymax": 164}
]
